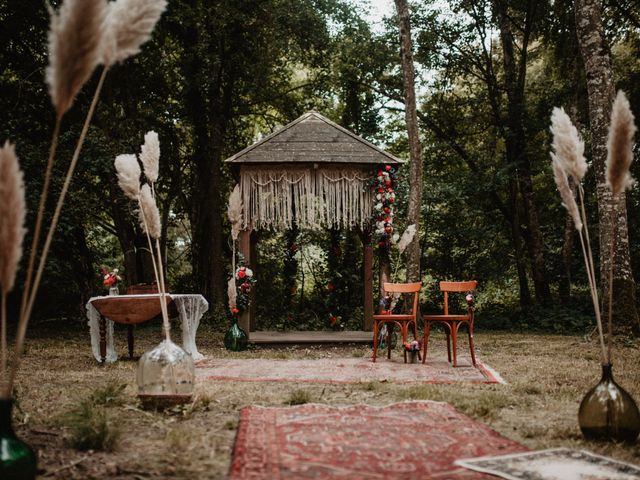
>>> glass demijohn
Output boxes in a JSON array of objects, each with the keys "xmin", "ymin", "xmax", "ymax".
[
  {"xmin": 137, "ymin": 339, "xmax": 194, "ymax": 409},
  {"xmin": 578, "ymin": 364, "xmax": 640, "ymax": 443},
  {"xmin": 0, "ymin": 399, "xmax": 37, "ymax": 479},
  {"xmin": 224, "ymin": 318, "xmax": 248, "ymax": 351}
]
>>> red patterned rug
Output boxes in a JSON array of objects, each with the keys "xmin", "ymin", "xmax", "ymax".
[
  {"xmin": 197, "ymin": 357, "xmax": 504, "ymax": 384},
  {"xmin": 229, "ymin": 401, "xmax": 527, "ymax": 479}
]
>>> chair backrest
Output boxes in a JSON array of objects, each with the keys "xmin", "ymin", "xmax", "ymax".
[
  {"xmin": 440, "ymin": 280, "xmax": 477, "ymax": 315},
  {"xmin": 383, "ymin": 282, "xmax": 422, "ymax": 316}
]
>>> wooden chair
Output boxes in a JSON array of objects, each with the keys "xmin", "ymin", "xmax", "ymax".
[
  {"xmin": 422, "ymin": 281, "xmax": 477, "ymax": 367},
  {"xmin": 372, "ymin": 282, "xmax": 422, "ymax": 363}
]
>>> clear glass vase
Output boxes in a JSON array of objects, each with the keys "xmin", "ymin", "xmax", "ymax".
[
  {"xmin": 137, "ymin": 339, "xmax": 194, "ymax": 409},
  {"xmin": 578, "ymin": 363, "xmax": 640, "ymax": 443},
  {"xmin": 108, "ymin": 286, "xmax": 119, "ymax": 296},
  {"xmin": 0, "ymin": 399, "xmax": 37, "ymax": 479},
  {"xmin": 224, "ymin": 318, "xmax": 248, "ymax": 352}
]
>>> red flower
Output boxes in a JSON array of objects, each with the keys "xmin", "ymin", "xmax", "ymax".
[
  {"xmin": 385, "ymin": 165, "xmax": 392, "ymax": 171},
  {"xmin": 231, "ymin": 307, "xmax": 240, "ymax": 315},
  {"xmin": 389, "ymin": 197, "xmax": 395, "ymax": 203},
  {"xmin": 240, "ymin": 282, "xmax": 251, "ymax": 293},
  {"xmin": 237, "ymin": 269, "xmax": 246, "ymax": 279},
  {"xmin": 385, "ymin": 225, "xmax": 393, "ymax": 233},
  {"xmin": 377, "ymin": 170, "xmax": 383, "ymax": 177},
  {"xmin": 378, "ymin": 241, "xmax": 386, "ymax": 248},
  {"xmin": 378, "ymin": 187, "xmax": 385, "ymax": 193},
  {"xmin": 385, "ymin": 180, "xmax": 392, "ymax": 187},
  {"xmin": 329, "ymin": 315, "xmax": 337, "ymax": 325},
  {"xmin": 327, "ymin": 282, "xmax": 334, "ymax": 291},
  {"xmin": 383, "ymin": 207, "xmax": 391, "ymax": 213}
]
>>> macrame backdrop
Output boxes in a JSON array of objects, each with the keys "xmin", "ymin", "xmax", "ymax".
[{"xmin": 240, "ymin": 166, "xmax": 373, "ymax": 230}]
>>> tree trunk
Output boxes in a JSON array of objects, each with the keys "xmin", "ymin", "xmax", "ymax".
[
  {"xmin": 495, "ymin": 0, "xmax": 551, "ymax": 304},
  {"xmin": 395, "ymin": 0, "xmax": 423, "ymax": 283},
  {"xmin": 183, "ymin": 12, "xmax": 226, "ymax": 309},
  {"xmin": 575, "ymin": 0, "xmax": 639, "ymax": 332}
]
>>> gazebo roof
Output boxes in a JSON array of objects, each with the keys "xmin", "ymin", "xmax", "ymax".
[{"xmin": 225, "ymin": 111, "xmax": 402, "ymax": 165}]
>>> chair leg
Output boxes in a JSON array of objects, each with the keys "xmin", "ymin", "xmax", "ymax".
[
  {"xmin": 387, "ymin": 323, "xmax": 393, "ymax": 360},
  {"xmin": 445, "ymin": 328, "xmax": 452, "ymax": 362},
  {"xmin": 372, "ymin": 321, "xmax": 378, "ymax": 362},
  {"xmin": 468, "ymin": 322, "xmax": 477, "ymax": 366},
  {"xmin": 422, "ymin": 322, "xmax": 431, "ymax": 364},
  {"xmin": 451, "ymin": 322, "xmax": 459, "ymax": 367}
]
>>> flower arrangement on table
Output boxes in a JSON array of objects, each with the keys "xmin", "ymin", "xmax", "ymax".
[
  {"xmin": 404, "ymin": 340, "xmax": 420, "ymax": 352},
  {"xmin": 370, "ymin": 164, "xmax": 397, "ymax": 252},
  {"xmin": 101, "ymin": 267, "xmax": 122, "ymax": 289}
]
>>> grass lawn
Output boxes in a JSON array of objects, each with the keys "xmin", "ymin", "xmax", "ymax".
[{"xmin": 10, "ymin": 319, "xmax": 640, "ymax": 479}]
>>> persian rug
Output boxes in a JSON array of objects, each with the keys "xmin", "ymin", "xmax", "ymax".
[
  {"xmin": 455, "ymin": 448, "xmax": 640, "ymax": 480},
  {"xmin": 229, "ymin": 401, "xmax": 527, "ymax": 479},
  {"xmin": 196, "ymin": 357, "xmax": 504, "ymax": 384}
]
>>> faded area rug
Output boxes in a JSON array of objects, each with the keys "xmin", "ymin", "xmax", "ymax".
[
  {"xmin": 197, "ymin": 357, "xmax": 504, "ymax": 384},
  {"xmin": 455, "ymin": 448, "xmax": 640, "ymax": 480},
  {"xmin": 229, "ymin": 401, "xmax": 527, "ymax": 479}
]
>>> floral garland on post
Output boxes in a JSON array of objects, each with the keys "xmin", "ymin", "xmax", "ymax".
[
  {"xmin": 230, "ymin": 263, "xmax": 256, "ymax": 316},
  {"xmin": 370, "ymin": 165, "xmax": 397, "ymax": 251}
]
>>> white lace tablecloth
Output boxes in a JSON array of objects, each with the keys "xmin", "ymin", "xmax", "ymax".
[{"xmin": 86, "ymin": 294, "xmax": 209, "ymax": 363}]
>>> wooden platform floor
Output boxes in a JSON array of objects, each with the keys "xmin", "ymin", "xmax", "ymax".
[{"xmin": 249, "ymin": 330, "xmax": 372, "ymax": 344}]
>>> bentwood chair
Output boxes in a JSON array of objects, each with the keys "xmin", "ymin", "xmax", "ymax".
[
  {"xmin": 422, "ymin": 281, "xmax": 478, "ymax": 367},
  {"xmin": 372, "ymin": 282, "xmax": 422, "ymax": 363}
]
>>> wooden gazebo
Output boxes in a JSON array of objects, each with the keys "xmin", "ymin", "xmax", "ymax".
[{"xmin": 225, "ymin": 112, "xmax": 402, "ymax": 341}]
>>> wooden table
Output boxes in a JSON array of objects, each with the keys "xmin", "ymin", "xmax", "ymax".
[{"xmin": 86, "ymin": 294, "xmax": 208, "ymax": 363}]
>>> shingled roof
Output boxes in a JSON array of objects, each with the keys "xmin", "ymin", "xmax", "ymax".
[{"xmin": 225, "ymin": 111, "xmax": 402, "ymax": 165}]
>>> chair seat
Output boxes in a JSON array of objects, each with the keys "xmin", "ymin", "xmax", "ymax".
[
  {"xmin": 373, "ymin": 314, "xmax": 416, "ymax": 321},
  {"xmin": 423, "ymin": 314, "xmax": 470, "ymax": 321}
]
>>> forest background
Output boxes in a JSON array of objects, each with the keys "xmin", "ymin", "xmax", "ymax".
[{"xmin": 2, "ymin": 0, "xmax": 639, "ymax": 335}]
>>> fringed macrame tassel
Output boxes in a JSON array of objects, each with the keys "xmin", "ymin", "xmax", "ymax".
[{"xmin": 240, "ymin": 165, "xmax": 373, "ymax": 230}]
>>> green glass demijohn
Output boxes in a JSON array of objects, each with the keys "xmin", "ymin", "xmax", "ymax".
[
  {"xmin": 578, "ymin": 363, "xmax": 640, "ymax": 443},
  {"xmin": 0, "ymin": 399, "xmax": 37, "ymax": 480},
  {"xmin": 224, "ymin": 318, "xmax": 248, "ymax": 352}
]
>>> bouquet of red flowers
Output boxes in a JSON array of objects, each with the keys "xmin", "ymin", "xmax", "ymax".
[
  {"xmin": 101, "ymin": 267, "xmax": 121, "ymax": 287},
  {"xmin": 404, "ymin": 340, "xmax": 420, "ymax": 352}
]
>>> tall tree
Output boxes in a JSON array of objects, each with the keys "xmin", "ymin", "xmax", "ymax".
[
  {"xmin": 395, "ymin": 0, "xmax": 424, "ymax": 283},
  {"xmin": 575, "ymin": 0, "xmax": 639, "ymax": 331}
]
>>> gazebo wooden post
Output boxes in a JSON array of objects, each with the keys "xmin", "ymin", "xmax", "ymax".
[
  {"xmin": 362, "ymin": 229, "xmax": 374, "ymax": 331},
  {"xmin": 238, "ymin": 227, "xmax": 256, "ymax": 336}
]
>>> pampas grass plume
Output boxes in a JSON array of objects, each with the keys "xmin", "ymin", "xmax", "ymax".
[
  {"xmin": 606, "ymin": 91, "xmax": 637, "ymax": 196},
  {"xmin": 46, "ymin": 0, "xmax": 106, "ymax": 116},
  {"xmin": 227, "ymin": 185, "xmax": 243, "ymax": 241},
  {"xmin": 397, "ymin": 224, "xmax": 416, "ymax": 255},
  {"xmin": 115, "ymin": 154, "xmax": 141, "ymax": 200},
  {"xmin": 140, "ymin": 131, "xmax": 159, "ymax": 183},
  {"xmin": 138, "ymin": 184, "xmax": 161, "ymax": 239},
  {"xmin": 227, "ymin": 277, "xmax": 237, "ymax": 311},
  {"xmin": 552, "ymin": 157, "xmax": 582, "ymax": 231},
  {"xmin": 0, "ymin": 142, "xmax": 26, "ymax": 293},
  {"xmin": 550, "ymin": 107, "xmax": 588, "ymax": 182},
  {"xmin": 102, "ymin": 0, "xmax": 168, "ymax": 65}
]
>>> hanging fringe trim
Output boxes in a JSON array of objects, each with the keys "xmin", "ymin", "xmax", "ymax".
[{"xmin": 240, "ymin": 166, "xmax": 373, "ymax": 230}]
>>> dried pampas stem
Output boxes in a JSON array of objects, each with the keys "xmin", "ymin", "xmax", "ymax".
[
  {"xmin": 10, "ymin": 67, "xmax": 110, "ymax": 397},
  {"xmin": 103, "ymin": 0, "xmax": 168, "ymax": 65},
  {"xmin": 606, "ymin": 91, "xmax": 636, "ymax": 196},
  {"xmin": 46, "ymin": 0, "xmax": 106, "ymax": 116},
  {"xmin": 140, "ymin": 131, "xmax": 159, "ymax": 184},
  {"xmin": 115, "ymin": 154, "xmax": 141, "ymax": 199},
  {"xmin": 550, "ymin": 107, "xmax": 588, "ymax": 183}
]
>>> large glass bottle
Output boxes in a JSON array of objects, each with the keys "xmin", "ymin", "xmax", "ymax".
[
  {"xmin": 137, "ymin": 339, "xmax": 194, "ymax": 409},
  {"xmin": 0, "ymin": 399, "xmax": 37, "ymax": 479},
  {"xmin": 578, "ymin": 363, "xmax": 640, "ymax": 443},
  {"xmin": 224, "ymin": 318, "xmax": 248, "ymax": 352}
]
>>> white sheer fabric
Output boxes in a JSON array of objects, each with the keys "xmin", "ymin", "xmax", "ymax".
[{"xmin": 86, "ymin": 294, "xmax": 209, "ymax": 363}]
